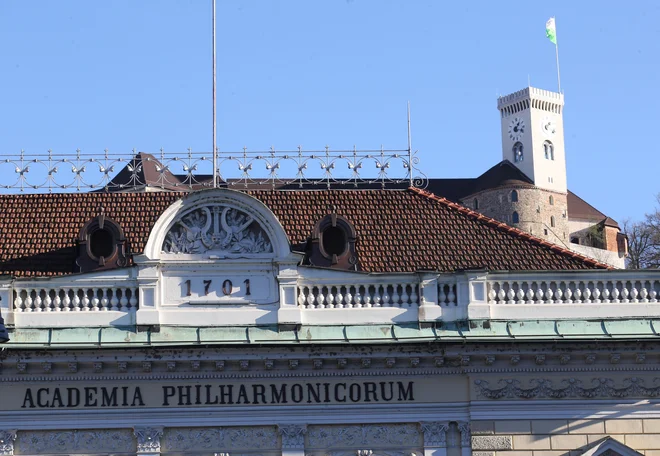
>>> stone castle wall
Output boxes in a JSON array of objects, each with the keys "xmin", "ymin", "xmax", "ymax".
[{"xmin": 460, "ymin": 186, "xmax": 569, "ymax": 246}]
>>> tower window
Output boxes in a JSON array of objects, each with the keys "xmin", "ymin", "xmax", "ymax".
[
  {"xmin": 322, "ymin": 225, "xmax": 347, "ymax": 256},
  {"xmin": 512, "ymin": 211, "xmax": 519, "ymax": 224},
  {"xmin": 473, "ymin": 198, "xmax": 479, "ymax": 210},
  {"xmin": 544, "ymin": 141, "xmax": 554, "ymax": 160},
  {"xmin": 550, "ymin": 216, "xmax": 556, "ymax": 228},
  {"xmin": 511, "ymin": 190, "xmax": 519, "ymax": 202},
  {"xmin": 549, "ymin": 195, "xmax": 554, "ymax": 205},
  {"xmin": 513, "ymin": 142, "xmax": 524, "ymax": 162}
]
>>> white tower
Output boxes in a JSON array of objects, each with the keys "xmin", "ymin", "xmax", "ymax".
[{"xmin": 497, "ymin": 87, "xmax": 566, "ymax": 193}]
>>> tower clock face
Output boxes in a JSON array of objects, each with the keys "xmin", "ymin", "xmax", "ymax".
[
  {"xmin": 541, "ymin": 117, "xmax": 556, "ymax": 137},
  {"xmin": 508, "ymin": 117, "xmax": 525, "ymax": 141}
]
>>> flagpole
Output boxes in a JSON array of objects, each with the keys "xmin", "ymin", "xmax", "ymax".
[
  {"xmin": 554, "ymin": 18, "xmax": 561, "ymax": 93},
  {"xmin": 212, "ymin": 0, "xmax": 217, "ymax": 188}
]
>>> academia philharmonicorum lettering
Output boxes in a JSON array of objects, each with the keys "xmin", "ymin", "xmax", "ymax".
[
  {"xmin": 1, "ymin": 89, "xmax": 659, "ymax": 455},
  {"xmin": 18, "ymin": 381, "xmax": 416, "ymax": 409}
]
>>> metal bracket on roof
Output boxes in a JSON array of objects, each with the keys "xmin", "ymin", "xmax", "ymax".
[
  {"xmin": 506, "ymin": 321, "xmax": 515, "ymax": 338},
  {"xmin": 651, "ymin": 320, "xmax": 660, "ymax": 336}
]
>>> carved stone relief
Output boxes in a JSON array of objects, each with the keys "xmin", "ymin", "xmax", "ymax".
[
  {"xmin": 278, "ymin": 425, "xmax": 307, "ymax": 449},
  {"xmin": 0, "ymin": 431, "xmax": 16, "ymax": 456},
  {"xmin": 474, "ymin": 377, "xmax": 660, "ymax": 399},
  {"xmin": 134, "ymin": 427, "xmax": 163, "ymax": 454},
  {"xmin": 162, "ymin": 205, "xmax": 273, "ymax": 255},
  {"xmin": 162, "ymin": 426, "xmax": 279, "ymax": 452},
  {"xmin": 306, "ymin": 424, "xmax": 421, "ymax": 451},
  {"xmin": 14, "ymin": 429, "xmax": 135, "ymax": 454},
  {"xmin": 420, "ymin": 422, "xmax": 448, "ymax": 447}
]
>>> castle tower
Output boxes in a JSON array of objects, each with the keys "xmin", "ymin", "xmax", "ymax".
[{"xmin": 497, "ymin": 87, "xmax": 566, "ymax": 193}]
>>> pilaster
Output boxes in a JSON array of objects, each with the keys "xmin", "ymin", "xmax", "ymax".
[
  {"xmin": 421, "ymin": 422, "xmax": 449, "ymax": 456},
  {"xmin": 458, "ymin": 422, "xmax": 471, "ymax": 456},
  {"xmin": 278, "ymin": 424, "xmax": 307, "ymax": 456},
  {"xmin": 135, "ymin": 260, "xmax": 160, "ymax": 326}
]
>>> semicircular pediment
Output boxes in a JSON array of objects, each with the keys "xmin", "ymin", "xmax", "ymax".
[{"xmin": 162, "ymin": 203, "xmax": 273, "ymax": 257}]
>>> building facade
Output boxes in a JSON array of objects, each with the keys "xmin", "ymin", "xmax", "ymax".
[{"xmin": 0, "ymin": 182, "xmax": 659, "ymax": 456}]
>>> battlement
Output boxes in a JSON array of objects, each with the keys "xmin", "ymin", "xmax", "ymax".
[{"xmin": 497, "ymin": 86, "xmax": 564, "ymax": 117}]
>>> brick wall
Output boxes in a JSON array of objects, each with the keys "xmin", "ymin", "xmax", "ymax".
[{"xmin": 471, "ymin": 419, "xmax": 660, "ymax": 455}]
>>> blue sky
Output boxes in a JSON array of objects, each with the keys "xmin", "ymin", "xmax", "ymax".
[{"xmin": 1, "ymin": 1, "xmax": 658, "ymax": 225}]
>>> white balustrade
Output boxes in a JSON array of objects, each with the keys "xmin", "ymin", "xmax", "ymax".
[
  {"xmin": 486, "ymin": 277, "xmax": 660, "ymax": 306},
  {"xmin": 297, "ymin": 283, "xmax": 420, "ymax": 309},
  {"xmin": 437, "ymin": 281, "xmax": 458, "ymax": 306},
  {"xmin": 13, "ymin": 286, "xmax": 139, "ymax": 313}
]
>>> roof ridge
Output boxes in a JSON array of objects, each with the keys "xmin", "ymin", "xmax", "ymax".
[{"xmin": 408, "ymin": 187, "xmax": 612, "ymax": 270}]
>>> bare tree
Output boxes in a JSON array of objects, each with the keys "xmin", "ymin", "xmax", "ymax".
[{"xmin": 625, "ymin": 195, "xmax": 660, "ymax": 269}]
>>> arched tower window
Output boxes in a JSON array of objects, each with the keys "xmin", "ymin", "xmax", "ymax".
[
  {"xmin": 512, "ymin": 211, "xmax": 520, "ymax": 224},
  {"xmin": 550, "ymin": 216, "xmax": 556, "ymax": 227},
  {"xmin": 544, "ymin": 141, "xmax": 554, "ymax": 160},
  {"xmin": 511, "ymin": 190, "xmax": 519, "ymax": 202},
  {"xmin": 513, "ymin": 142, "xmax": 524, "ymax": 162},
  {"xmin": 549, "ymin": 195, "xmax": 554, "ymax": 205}
]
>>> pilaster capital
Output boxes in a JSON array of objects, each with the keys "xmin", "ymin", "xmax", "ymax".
[
  {"xmin": 134, "ymin": 426, "xmax": 164, "ymax": 454},
  {"xmin": 0, "ymin": 430, "xmax": 17, "ymax": 456},
  {"xmin": 278, "ymin": 424, "xmax": 307, "ymax": 449}
]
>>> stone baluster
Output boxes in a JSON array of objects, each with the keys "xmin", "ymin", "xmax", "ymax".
[
  {"xmin": 354, "ymin": 286, "xmax": 363, "ymax": 308},
  {"xmin": 61, "ymin": 288, "xmax": 71, "ymax": 311},
  {"xmin": 515, "ymin": 283, "xmax": 525, "ymax": 303},
  {"xmin": 534, "ymin": 281, "xmax": 544, "ymax": 304},
  {"xmin": 326, "ymin": 287, "xmax": 334, "ymax": 309},
  {"xmin": 297, "ymin": 287, "xmax": 305, "ymax": 308},
  {"xmin": 335, "ymin": 287, "xmax": 344, "ymax": 309},
  {"xmin": 621, "ymin": 281, "xmax": 630, "ymax": 303},
  {"xmin": 639, "ymin": 281, "xmax": 648, "ymax": 303},
  {"xmin": 129, "ymin": 287, "xmax": 138, "ymax": 309},
  {"xmin": 100, "ymin": 288, "xmax": 110, "ymax": 311},
  {"xmin": 80, "ymin": 288, "xmax": 89, "ymax": 311},
  {"xmin": 316, "ymin": 287, "xmax": 325, "ymax": 309},
  {"xmin": 410, "ymin": 284, "xmax": 419, "ymax": 306},
  {"xmin": 53, "ymin": 289, "xmax": 62, "ymax": 312},
  {"xmin": 24, "ymin": 289, "xmax": 33, "ymax": 312},
  {"xmin": 43, "ymin": 289, "xmax": 52, "ymax": 312},
  {"xmin": 496, "ymin": 282, "xmax": 506, "ymax": 304},
  {"xmin": 421, "ymin": 421, "xmax": 449, "ymax": 456},
  {"xmin": 91, "ymin": 289, "xmax": 100, "ymax": 311},
  {"xmin": 382, "ymin": 284, "xmax": 391, "ymax": 306},
  {"xmin": 373, "ymin": 286, "xmax": 382, "ymax": 307},
  {"xmin": 119, "ymin": 288, "xmax": 128, "ymax": 310},
  {"xmin": 592, "ymin": 281, "xmax": 601, "ymax": 303},
  {"xmin": 363, "ymin": 286, "xmax": 372, "ymax": 307},
  {"xmin": 306, "ymin": 289, "xmax": 315, "ymax": 309},
  {"xmin": 34, "ymin": 289, "xmax": 43, "ymax": 312},
  {"xmin": 602, "ymin": 282, "xmax": 611, "ymax": 303},
  {"xmin": 134, "ymin": 427, "xmax": 163, "ymax": 456},
  {"xmin": 630, "ymin": 281, "xmax": 639, "ymax": 303},
  {"xmin": 392, "ymin": 283, "xmax": 408, "ymax": 307},
  {"xmin": 554, "ymin": 281, "xmax": 563, "ymax": 303},
  {"xmin": 13, "ymin": 292, "xmax": 23, "ymax": 313},
  {"xmin": 649, "ymin": 280, "xmax": 658, "ymax": 302},
  {"xmin": 439, "ymin": 284, "xmax": 447, "ymax": 305},
  {"xmin": 400, "ymin": 284, "xmax": 410, "ymax": 307},
  {"xmin": 345, "ymin": 287, "xmax": 353, "ymax": 308},
  {"xmin": 109, "ymin": 288, "xmax": 119, "ymax": 311}
]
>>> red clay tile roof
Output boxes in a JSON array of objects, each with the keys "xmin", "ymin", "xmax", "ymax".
[{"xmin": 0, "ymin": 189, "xmax": 607, "ymax": 277}]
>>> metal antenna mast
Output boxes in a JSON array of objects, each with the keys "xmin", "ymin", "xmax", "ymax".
[
  {"xmin": 212, "ymin": 0, "xmax": 217, "ymax": 187},
  {"xmin": 407, "ymin": 101, "xmax": 412, "ymax": 187}
]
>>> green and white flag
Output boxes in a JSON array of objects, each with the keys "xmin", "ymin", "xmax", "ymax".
[{"xmin": 546, "ymin": 17, "xmax": 557, "ymax": 44}]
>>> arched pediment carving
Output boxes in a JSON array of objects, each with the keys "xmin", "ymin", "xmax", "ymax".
[
  {"xmin": 142, "ymin": 189, "xmax": 292, "ymax": 261},
  {"xmin": 162, "ymin": 204, "xmax": 273, "ymax": 256}
]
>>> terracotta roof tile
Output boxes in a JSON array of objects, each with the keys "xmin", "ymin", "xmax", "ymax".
[{"xmin": 0, "ymin": 188, "xmax": 607, "ymax": 277}]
